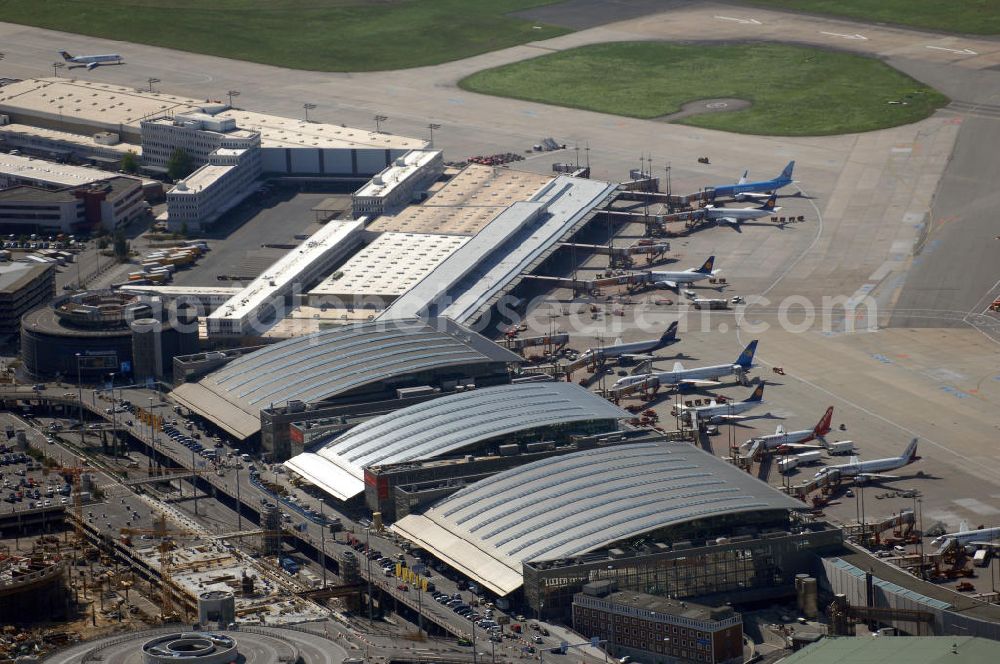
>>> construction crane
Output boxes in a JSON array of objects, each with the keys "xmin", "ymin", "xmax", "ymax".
[{"xmin": 120, "ymin": 515, "xmax": 205, "ymax": 622}]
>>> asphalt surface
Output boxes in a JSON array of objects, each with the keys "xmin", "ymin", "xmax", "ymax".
[{"xmin": 0, "ymin": 0, "xmax": 999, "ymax": 645}]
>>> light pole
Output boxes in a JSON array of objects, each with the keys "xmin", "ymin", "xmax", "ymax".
[
  {"xmin": 234, "ymin": 466, "xmax": 242, "ymax": 531},
  {"xmin": 147, "ymin": 77, "xmax": 160, "ymax": 93},
  {"xmin": 303, "ymin": 103, "xmax": 316, "ymax": 122},
  {"xmin": 427, "ymin": 123, "xmax": 440, "ymax": 148},
  {"xmin": 226, "ymin": 90, "xmax": 240, "ymax": 108},
  {"xmin": 319, "ymin": 500, "xmax": 327, "ymax": 589},
  {"xmin": 108, "ymin": 372, "xmax": 118, "ymax": 457},
  {"xmin": 53, "ymin": 62, "xmax": 65, "ymax": 78},
  {"xmin": 75, "ymin": 354, "xmax": 84, "ymax": 446},
  {"xmin": 374, "ymin": 114, "xmax": 388, "ymax": 133}
]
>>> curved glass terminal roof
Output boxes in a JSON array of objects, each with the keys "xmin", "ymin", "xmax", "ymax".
[
  {"xmin": 392, "ymin": 441, "xmax": 803, "ymax": 595},
  {"xmin": 284, "ymin": 382, "xmax": 629, "ymax": 501},
  {"xmin": 170, "ymin": 317, "xmax": 520, "ymax": 439}
]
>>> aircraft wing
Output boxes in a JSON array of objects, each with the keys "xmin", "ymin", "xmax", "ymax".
[
  {"xmin": 856, "ymin": 472, "xmax": 900, "ymax": 481},
  {"xmin": 718, "ymin": 217, "xmax": 740, "ymax": 225},
  {"xmin": 677, "ymin": 378, "xmax": 722, "ymax": 388},
  {"xmin": 714, "ymin": 414, "xmax": 749, "ymax": 422},
  {"xmin": 967, "ymin": 541, "xmax": 1000, "ymax": 549},
  {"xmin": 655, "ymin": 280, "xmax": 678, "ymax": 289},
  {"xmin": 86, "ymin": 62, "xmax": 99, "ymax": 70},
  {"xmin": 775, "ymin": 443, "xmax": 824, "ymax": 452},
  {"xmin": 620, "ymin": 353, "xmax": 655, "ymax": 362}
]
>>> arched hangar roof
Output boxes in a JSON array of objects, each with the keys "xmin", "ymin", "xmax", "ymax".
[
  {"xmin": 392, "ymin": 440, "xmax": 803, "ymax": 596},
  {"xmin": 284, "ymin": 382, "xmax": 629, "ymax": 501}
]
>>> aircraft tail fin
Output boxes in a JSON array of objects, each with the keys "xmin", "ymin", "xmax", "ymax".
[
  {"xmin": 59, "ymin": 51, "xmax": 73, "ymax": 61},
  {"xmin": 735, "ymin": 340, "xmax": 758, "ymax": 368},
  {"xmin": 659, "ymin": 321, "xmax": 679, "ymax": 345},
  {"xmin": 737, "ymin": 170, "xmax": 749, "ymax": 185},
  {"xmin": 743, "ymin": 381, "xmax": 765, "ymax": 403},
  {"xmin": 779, "ymin": 160, "xmax": 795, "ymax": 181},
  {"xmin": 814, "ymin": 407, "xmax": 834, "ymax": 437},
  {"xmin": 695, "ymin": 255, "xmax": 716, "ymax": 274},
  {"xmin": 759, "ymin": 194, "xmax": 778, "ymax": 211},
  {"xmin": 903, "ymin": 438, "xmax": 919, "ymax": 463}
]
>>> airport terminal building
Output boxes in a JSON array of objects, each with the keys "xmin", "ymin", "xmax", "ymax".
[{"xmin": 392, "ymin": 440, "xmax": 842, "ymax": 618}]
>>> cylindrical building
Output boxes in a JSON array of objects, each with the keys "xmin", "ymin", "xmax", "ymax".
[
  {"xmin": 197, "ymin": 590, "xmax": 236, "ymax": 627},
  {"xmin": 142, "ymin": 633, "xmax": 238, "ymax": 664}
]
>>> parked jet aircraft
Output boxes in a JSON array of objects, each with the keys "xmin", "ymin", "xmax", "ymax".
[
  {"xmin": 695, "ymin": 195, "xmax": 780, "ymax": 226},
  {"xmin": 613, "ymin": 340, "xmax": 757, "ymax": 390},
  {"xmin": 677, "ymin": 382, "xmax": 766, "ymax": 429},
  {"xmin": 740, "ymin": 407, "xmax": 833, "ymax": 455},
  {"xmin": 59, "ymin": 51, "xmax": 124, "ymax": 70},
  {"xmin": 710, "ymin": 161, "xmax": 796, "ymax": 200},
  {"xmin": 814, "ymin": 439, "xmax": 920, "ymax": 484},
  {"xmin": 931, "ymin": 525, "xmax": 1000, "ymax": 551},
  {"xmin": 578, "ymin": 321, "xmax": 679, "ymax": 366},
  {"xmin": 646, "ymin": 256, "xmax": 718, "ymax": 290}
]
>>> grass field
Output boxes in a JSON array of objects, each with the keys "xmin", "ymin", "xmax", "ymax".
[
  {"xmin": 459, "ymin": 43, "xmax": 949, "ymax": 136},
  {"xmin": 743, "ymin": 0, "xmax": 1000, "ymax": 35},
  {"xmin": 0, "ymin": 0, "xmax": 568, "ymax": 72}
]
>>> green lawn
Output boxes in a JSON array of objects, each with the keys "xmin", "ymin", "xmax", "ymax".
[
  {"xmin": 459, "ymin": 43, "xmax": 949, "ymax": 136},
  {"xmin": 0, "ymin": 0, "xmax": 568, "ymax": 72},
  {"xmin": 742, "ymin": 0, "xmax": 1000, "ymax": 35}
]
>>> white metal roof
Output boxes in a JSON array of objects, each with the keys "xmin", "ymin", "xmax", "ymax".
[
  {"xmin": 206, "ymin": 220, "xmax": 364, "ymax": 323},
  {"xmin": 0, "ymin": 152, "xmax": 120, "ymax": 187},
  {"xmin": 173, "ymin": 317, "xmax": 521, "ymax": 439},
  {"xmin": 380, "ymin": 176, "xmax": 617, "ymax": 323},
  {"xmin": 392, "ymin": 440, "xmax": 803, "ymax": 596},
  {"xmin": 283, "ymin": 383, "xmax": 629, "ymax": 501},
  {"xmin": 308, "ymin": 232, "xmax": 469, "ymax": 300}
]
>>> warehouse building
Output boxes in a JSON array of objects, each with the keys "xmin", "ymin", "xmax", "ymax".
[
  {"xmin": 0, "ymin": 79, "xmax": 425, "ymax": 176},
  {"xmin": 573, "ymin": 581, "xmax": 744, "ymax": 664},
  {"xmin": 0, "ymin": 176, "xmax": 145, "ymax": 234},
  {"xmin": 369, "ymin": 164, "xmax": 552, "ymax": 235},
  {"xmin": 284, "ymin": 382, "xmax": 629, "ymax": 504},
  {"xmin": 350, "ymin": 150, "xmax": 443, "ymax": 218},
  {"xmin": 0, "ymin": 123, "xmax": 136, "ymax": 166},
  {"xmin": 392, "ymin": 440, "xmax": 842, "ymax": 617},
  {"xmin": 0, "ymin": 260, "xmax": 55, "ymax": 336},
  {"xmin": 205, "ymin": 219, "xmax": 364, "ymax": 338},
  {"xmin": 0, "ymin": 152, "xmax": 131, "ymax": 190},
  {"xmin": 172, "ymin": 317, "xmax": 522, "ymax": 457}
]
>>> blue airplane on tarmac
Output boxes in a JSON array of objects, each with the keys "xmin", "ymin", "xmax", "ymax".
[{"xmin": 710, "ymin": 161, "xmax": 795, "ymax": 201}]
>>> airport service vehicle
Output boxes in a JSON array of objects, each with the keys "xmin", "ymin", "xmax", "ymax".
[
  {"xmin": 814, "ymin": 440, "xmax": 920, "ymax": 484},
  {"xmin": 59, "ymin": 50, "xmax": 124, "ymax": 70},
  {"xmin": 825, "ymin": 440, "xmax": 855, "ymax": 456},
  {"xmin": 615, "ymin": 340, "xmax": 758, "ymax": 391},
  {"xmin": 692, "ymin": 298, "xmax": 729, "ymax": 310}
]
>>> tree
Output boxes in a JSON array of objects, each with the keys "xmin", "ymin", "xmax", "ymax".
[
  {"xmin": 113, "ymin": 229, "xmax": 129, "ymax": 261},
  {"xmin": 121, "ymin": 150, "xmax": 139, "ymax": 174},
  {"xmin": 167, "ymin": 148, "xmax": 194, "ymax": 181}
]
